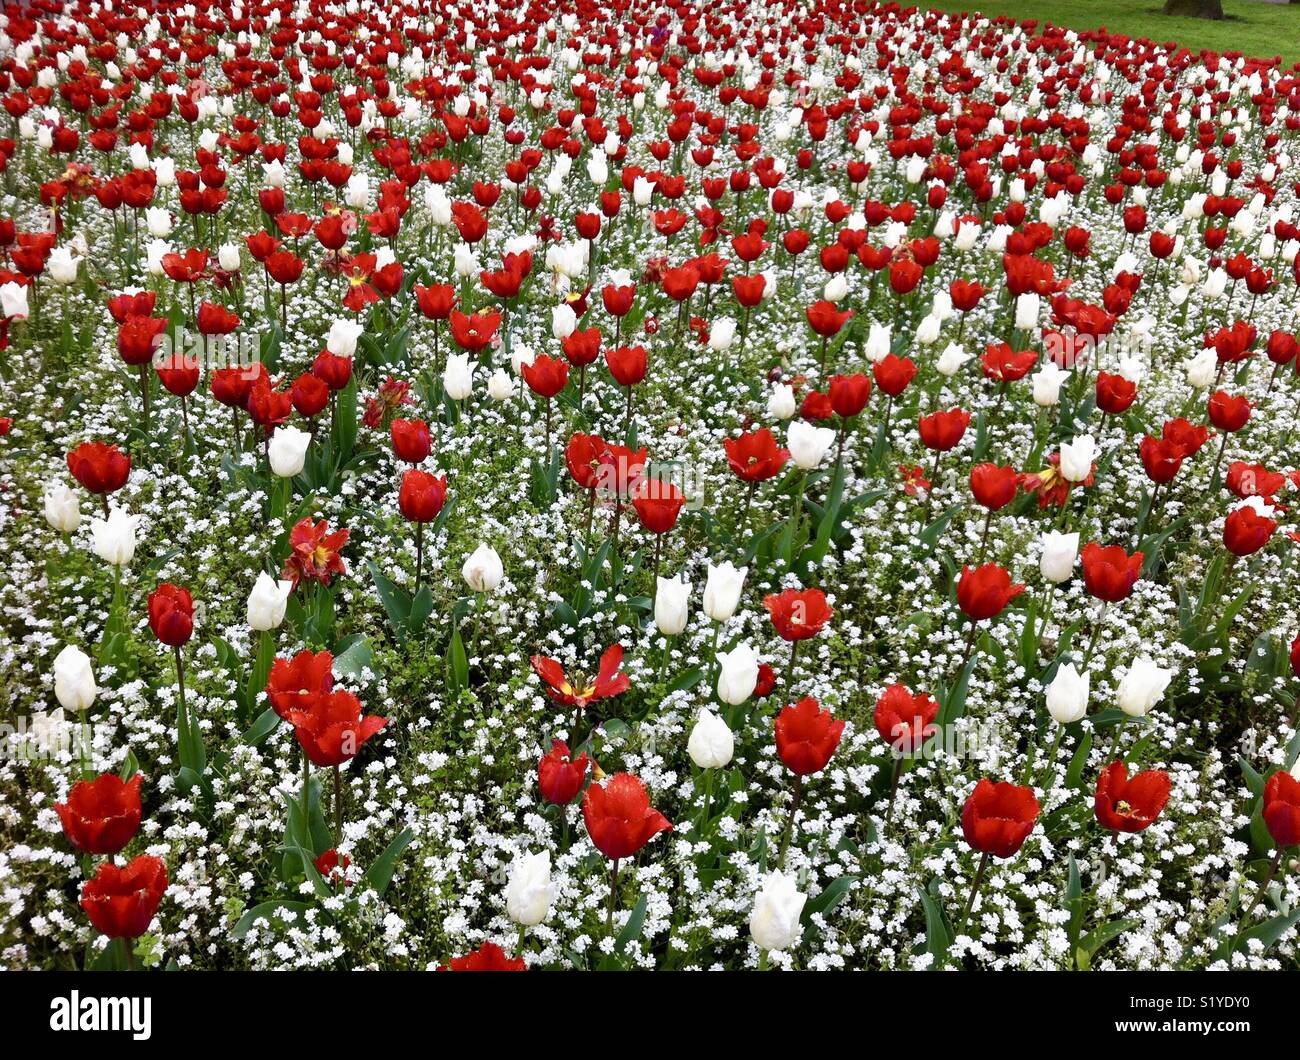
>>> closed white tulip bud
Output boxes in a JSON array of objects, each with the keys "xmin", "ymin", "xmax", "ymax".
[
  {"xmin": 1032, "ymin": 362, "xmax": 1069, "ymax": 407},
  {"xmin": 749, "ymin": 871, "xmax": 807, "ymax": 952},
  {"xmin": 688, "ymin": 709, "xmax": 734, "ymax": 769},
  {"xmin": 709, "ymin": 317, "xmax": 737, "ymax": 351},
  {"xmin": 716, "ymin": 642, "xmax": 760, "ymax": 705},
  {"xmin": 218, "ymin": 242, "xmax": 241, "ymax": 272},
  {"xmin": 787, "ymin": 420, "xmax": 835, "ymax": 470},
  {"xmin": 767, "ymin": 383, "xmax": 796, "ymax": 420},
  {"xmin": 0, "ymin": 281, "xmax": 30, "ymax": 320},
  {"xmin": 91, "ymin": 507, "xmax": 141, "ymax": 567},
  {"xmin": 462, "ymin": 544, "xmax": 504, "ymax": 593},
  {"xmin": 505, "ymin": 850, "xmax": 555, "ymax": 927},
  {"xmin": 1186, "ymin": 349, "xmax": 1218, "ymax": 389},
  {"xmin": 268, "ymin": 425, "xmax": 311, "ymax": 478},
  {"xmin": 703, "ymin": 561, "xmax": 747, "ymax": 622},
  {"xmin": 865, "ymin": 321, "xmax": 891, "ymax": 362},
  {"xmin": 487, "ymin": 367, "xmax": 515, "ymax": 401},
  {"xmin": 47, "ymin": 246, "xmax": 79, "ymax": 284},
  {"xmin": 1039, "ymin": 530, "xmax": 1079, "ymax": 583},
  {"xmin": 823, "ymin": 273, "xmax": 849, "ymax": 302},
  {"xmin": 145, "ymin": 206, "xmax": 173, "ymax": 238},
  {"xmin": 914, "ymin": 314, "xmax": 942, "ymax": 345},
  {"xmin": 443, "ymin": 352, "xmax": 474, "ymax": 400},
  {"xmin": 551, "ymin": 302, "xmax": 577, "ymax": 339},
  {"xmin": 44, "ymin": 480, "xmax": 81, "ymax": 533},
  {"xmin": 53, "ymin": 644, "xmax": 97, "ymax": 712},
  {"xmin": 1117, "ymin": 656, "xmax": 1174, "ymax": 717},
  {"xmin": 327, "ymin": 319, "xmax": 363, "ymax": 358},
  {"xmin": 1058, "ymin": 435, "xmax": 1096, "ymax": 482},
  {"xmin": 1014, "ymin": 292, "xmax": 1041, "ymax": 331},
  {"xmin": 1046, "ymin": 663, "xmax": 1089, "ymax": 724},
  {"xmin": 655, "ymin": 574, "xmax": 690, "ymax": 636},
  {"xmin": 247, "ymin": 572, "xmax": 293, "ymax": 631}
]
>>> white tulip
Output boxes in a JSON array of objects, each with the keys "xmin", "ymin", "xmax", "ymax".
[
  {"xmin": 443, "ymin": 353, "xmax": 474, "ymax": 401},
  {"xmin": 47, "ymin": 246, "xmax": 79, "ymax": 284},
  {"xmin": 505, "ymin": 850, "xmax": 555, "ymax": 927},
  {"xmin": 1117, "ymin": 656, "xmax": 1174, "ymax": 717},
  {"xmin": 787, "ymin": 420, "xmax": 835, "ymax": 470},
  {"xmin": 865, "ymin": 321, "xmax": 892, "ymax": 362},
  {"xmin": 247, "ymin": 572, "xmax": 293, "ymax": 631},
  {"xmin": 53, "ymin": 645, "xmax": 97, "ymax": 712},
  {"xmin": 90, "ymin": 507, "xmax": 141, "ymax": 567},
  {"xmin": 551, "ymin": 303, "xmax": 577, "ymax": 339},
  {"xmin": 749, "ymin": 871, "xmax": 807, "ymax": 952},
  {"xmin": 716, "ymin": 642, "xmax": 760, "ymax": 705},
  {"xmin": 1058, "ymin": 435, "xmax": 1097, "ymax": 482},
  {"xmin": 655, "ymin": 574, "xmax": 690, "ymax": 636},
  {"xmin": 767, "ymin": 383, "xmax": 796, "ymax": 420},
  {"xmin": 218, "ymin": 242, "xmax": 241, "ymax": 272},
  {"xmin": 327, "ymin": 319, "xmax": 363, "ymax": 358},
  {"xmin": 936, "ymin": 343, "xmax": 971, "ymax": 377},
  {"xmin": 0, "ymin": 281, "xmax": 29, "ymax": 320},
  {"xmin": 703, "ymin": 561, "xmax": 747, "ymax": 622},
  {"xmin": 1186, "ymin": 349, "xmax": 1218, "ymax": 389},
  {"xmin": 462, "ymin": 544, "xmax": 504, "ymax": 593},
  {"xmin": 487, "ymin": 367, "xmax": 515, "ymax": 401},
  {"xmin": 1032, "ymin": 362, "xmax": 1069, "ymax": 407},
  {"xmin": 709, "ymin": 317, "xmax": 737, "ymax": 351},
  {"xmin": 268, "ymin": 425, "xmax": 311, "ymax": 478},
  {"xmin": 1014, "ymin": 292, "xmax": 1041, "ymax": 330},
  {"xmin": 1046, "ymin": 663, "xmax": 1090, "ymax": 725},
  {"xmin": 1039, "ymin": 531, "xmax": 1079, "ymax": 584},
  {"xmin": 687, "ymin": 709, "xmax": 734, "ymax": 769},
  {"xmin": 144, "ymin": 206, "xmax": 173, "ymax": 237},
  {"xmin": 44, "ymin": 480, "xmax": 81, "ymax": 533}
]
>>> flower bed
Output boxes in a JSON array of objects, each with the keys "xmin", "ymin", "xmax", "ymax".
[{"xmin": 1, "ymin": 0, "xmax": 1299, "ymax": 971}]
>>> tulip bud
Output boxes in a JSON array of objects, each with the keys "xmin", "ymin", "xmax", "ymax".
[
  {"xmin": 551, "ymin": 303, "xmax": 577, "ymax": 339},
  {"xmin": 1117, "ymin": 656, "xmax": 1174, "ymax": 717},
  {"xmin": 487, "ymin": 367, "xmax": 515, "ymax": 401},
  {"xmin": 787, "ymin": 420, "xmax": 835, "ymax": 470},
  {"xmin": 936, "ymin": 343, "xmax": 971, "ymax": 377},
  {"xmin": 703, "ymin": 561, "xmax": 746, "ymax": 622},
  {"xmin": 443, "ymin": 353, "xmax": 474, "ymax": 400},
  {"xmin": 1014, "ymin": 292, "xmax": 1041, "ymax": 331},
  {"xmin": 268, "ymin": 425, "xmax": 311, "ymax": 478},
  {"xmin": 462, "ymin": 544, "xmax": 504, "ymax": 593},
  {"xmin": 767, "ymin": 383, "xmax": 796, "ymax": 420},
  {"xmin": 749, "ymin": 870, "xmax": 807, "ymax": 952},
  {"xmin": 326, "ymin": 319, "xmax": 363, "ymax": 358},
  {"xmin": 1046, "ymin": 663, "xmax": 1090, "ymax": 724},
  {"xmin": 1039, "ymin": 530, "xmax": 1080, "ymax": 584},
  {"xmin": 218, "ymin": 243, "xmax": 241, "ymax": 272},
  {"xmin": 247, "ymin": 572, "xmax": 293, "ymax": 631},
  {"xmin": 90, "ymin": 507, "xmax": 142, "ymax": 567},
  {"xmin": 687, "ymin": 708, "xmax": 734, "ymax": 769},
  {"xmin": 708, "ymin": 317, "xmax": 737, "ymax": 351},
  {"xmin": 53, "ymin": 644, "xmax": 98, "ymax": 712},
  {"xmin": 654, "ymin": 574, "xmax": 690, "ymax": 636},
  {"xmin": 1185, "ymin": 349, "xmax": 1218, "ymax": 389},
  {"xmin": 716, "ymin": 642, "xmax": 760, "ymax": 705},
  {"xmin": 1058, "ymin": 435, "xmax": 1096, "ymax": 482},
  {"xmin": 505, "ymin": 850, "xmax": 555, "ymax": 927},
  {"xmin": 44, "ymin": 480, "xmax": 81, "ymax": 533}
]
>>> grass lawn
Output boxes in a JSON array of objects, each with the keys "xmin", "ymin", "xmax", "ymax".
[{"xmin": 924, "ymin": 0, "xmax": 1300, "ymax": 66}]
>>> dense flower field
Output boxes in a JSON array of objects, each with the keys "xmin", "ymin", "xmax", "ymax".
[{"xmin": 3, "ymin": 0, "xmax": 1300, "ymax": 973}]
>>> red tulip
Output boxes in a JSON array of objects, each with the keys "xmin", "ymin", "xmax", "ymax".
[
  {"xmin": 311, "ymin": 351, "xmax": 353, "ymax": 391},
  {"xmin": 81, "ymin": 854, "xmax": 168, "ymax": 939},
  {"xmin": 1138, "ymin": 435, "xmax": 1183, "ymax": 484},
  {"xmin": 521, "ymin": 354, "xmax": 569, "ymax": 398},
  {"xmin": 1094, "ymin": 761, "xmax": 1171, "ymax": 833},
  {"xmin": 969, "ymin": 463, "xmax": 1018, "ymax": 510},
  {"xmin": 1223, "ymin": 505, "xmax": 1276, "ymax": 557},
  {"xmin": 805, "ymin": 299, "xmax": 852, "ymax": 337},
  {"xmin": 287, "ymin": 688, "xmax": 388, "ymax": 767},
  {"xmin": 582, "ymin": 772, "xmax": 672, "ymax": 860},
  {"xmin": 291, "ymin": 373, "xmax": 330, "ymax": 418},
  {"xmin": 282, "ymin": 517, "xmax": 349, "ymax": 588},
  {"xmin": 1080, "ymin": 542, "xmax": 1144, "ymax": 602},
  {"xmin": 723, "ymin": 428, "xmax": 789, "ymax": 483},
  {"xmin": 147, "ymin": 583, "xmax": 194, "ymax": 646},
  {"xmin": 55, "ymin": 773, "xmax": 143, "ymax": 855},
  {"xmin": 1095, "ymin": 372, "xmax": 1137, "ymax": 415},
  {"xmin": 605, "ymin": 344, "xmax": 648, "ymax": 387},
  {"xmin": 873, "ymin": 683, "xmax": 939, "ymax": 755},
  {"xmin": 630, "ymin": 477, "xmax": 685, "ymax": 535},
  {"xmin": 873, "ymin": 354, "xmax": 917, "ymax": 397},
  {"xmin": 266, "ymin": 649, "xmax": 335, "ymax": 721},
  {"xmin": 390, "ymin": 418, "xmax": 431, "ymax": 463},
  {"xmin": 1207, "ymin": 390, "xmax": 1251, "ymax": 433},
  {"xmin": 957, "ymin": 564, "xmax": 1024, "ymax": 621},
  {"xmin": 1263, "ymin": 771, "xmax": 1300, "ymax": 847},
  {"xmin": 538, "ymin": 739, "xmax": 589, "ymax": 805},
  {"xmin": 414, "ymin": 282, "xmax": 456, "ymax": 321},
  {"xmin": 398, "ymin": 469, "xmax": 448, "ymax": 523},
  {"xmin": 774, "ymin": 696, "xmax": 844, "ymax": 776},
  {"xmin": 962, "ymin": 779, "xmax": 1039, "ymax": 858},
  {"xmin": 439, "ymin": 941, "xmax": 526, "ymax": 972},
  {"xmin": 828, "ymin": 373, "xmax": 871, "ymax": 418},
  {"xmin": 531, "ymin": 644, "xmax": 630, "ymax": 710},
  {"xmin": 763, "ymin": 587, "xmax": 832, "ymax": 642},
  {"xmin": 918, "ymin": 408, "xmax": 971, "ymax": 451}
]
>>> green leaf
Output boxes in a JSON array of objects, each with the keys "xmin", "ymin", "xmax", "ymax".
[
  {"xmin": 919, "ymin": 885, "xmax": 951, "ymax": 963},
  {"xmin": 362, "ymin": 828, "xmax": 415, "ymax": 897},
  {"xmin": 241, "ymin": 706, "xmax": 281, "ymax": 748},
  {"xmin": 231, "ymin": 900, "xmax": 310, "ymax": 940},
  {"xmin": 368, "ymin": 559, "xmax": 412, "ymax": 639},
  {"xmin": 615, "ymin": 893, "xmax": 648, "ymax": 952},
  {"xmin": 447, "ymin": 626, "xmax": 468, "ymax": 695},
  {"xmin": 1078, "ymin": 918, "xmax": 1138, "ymax": 960},
  {"xmin": 333, "ymin": 634, "xmax": 374, "ymax": 679},
  {"xmin": 803, "ymin": 874, "xmax": 858, "ymax": 922}
]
